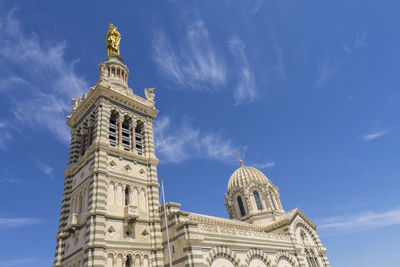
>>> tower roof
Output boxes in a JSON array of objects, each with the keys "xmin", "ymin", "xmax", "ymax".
[{"xmin": 227, "ymin": 164, "xmax": 270, "ymax": 192}]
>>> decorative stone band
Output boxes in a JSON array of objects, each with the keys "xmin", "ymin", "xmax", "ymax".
[
  {"xmin": 69, "ymin": 84, "xmax": 156, "ymax": 121},
  {"xmin": 105, "ymin": 249, "xmax": 152, "ymax": 267},
  {"xmin": 188, "ymin": 213, "xmax": 290, "ymax": 242}
]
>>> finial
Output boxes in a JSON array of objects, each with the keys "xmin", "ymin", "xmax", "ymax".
[
  {"xmin": 106, "ymin": 24, "xmax": 121, "ymax": 57},
  {"xmin": 237, "ymin": 152, "xmax": 243, "ymax": 167}
]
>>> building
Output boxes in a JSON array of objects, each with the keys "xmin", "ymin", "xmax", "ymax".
[{"xmin": 52, "ymin": 25, "xmax": 331, "ymax": 267}]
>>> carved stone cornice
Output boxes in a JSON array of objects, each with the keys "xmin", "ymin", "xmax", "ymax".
[
  {"xmin": 67, "ymin": 84, "xmax": 158, "ymax": 128},
  {"xmin": 188, "ymin": 213, "xmax": 290, "ymax": 242}
]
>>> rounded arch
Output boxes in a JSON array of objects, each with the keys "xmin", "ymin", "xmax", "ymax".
[
  {"xmin": 142, "ymin": 254, "xmax": 150, "ymax": 267},
  {"xmin": 135, "ymin": 119, "xmax": 145, "ymax": 126},
  {"xmin": 245, "ymin": 248, "xmax": 271, "ymax": 266},
  {"xmin": 292, "ymin": 219, "xmax": 320, "ymax": 247},
  {"xmin": 206, "ymin": 247, "xmax": 241, "ymax": 267},
  {"xmin": 106, "ymin": 250, "xmax": 116, "ymax": 258},
  {"xmin": 274, "ymin": 252, "xmax": 298, "ymax": 267},
  {"xmin": 211, "ymin": 258, "xmax": 235, "ymax": 267},
  {"xmin": 228, "ymin": 187, "xmax": 244, "ymax": 201},
  {"xmin": 247, "ymin": 183, "xmax": 266, "ymax": 210},
  {"xmin": 232, "ymin": 191, "xmax": 248, "ymax": 218},
  {"xmin": 134, "ymin": 254, "xmax": 141, "ymax": 266},
  {"xmin": 247, "ymin": 182, "xmax": 265, "ymax": 192},
  {"xmin": 252, "ymin": 190, "xmax": 263, "ymax": 211},
  {"xmin": 114, "ymin": 252, "xmax": 124, "ymax": 267},
  {"xmin": 109, "ymin": 110, "xmax": 121, "ymax": 121},
  {"xmin": 122, "ymin": 113, "xmax": 133, "ymax": 121},
  {"xmin": 106, "ymin": 253, "xmax": 114, "ymax": 267}
]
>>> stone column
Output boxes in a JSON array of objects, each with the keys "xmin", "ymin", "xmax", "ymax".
[
  {"xmin": 118, "ymin": 119, "xmax": 123, "ymax": 147},
  {"xmin": 96, "ymin": 99, "xmax": 111, "ymax": 144},
  {"xmin": 131, "ymin": 121, "xmax": 137, "ymax": 152}
]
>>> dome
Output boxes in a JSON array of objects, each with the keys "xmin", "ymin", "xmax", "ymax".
[{"xmin": 227, "ymin": 161, "xmax": 270, "ymax": 192}]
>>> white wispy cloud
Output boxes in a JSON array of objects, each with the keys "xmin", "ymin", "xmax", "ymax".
[
  {"xmin": 251, "ymin": 161, "xmax": 276, "ymax": 169},
  {"xmin": 0, "ymin": 168, "xmax": 19, "ymax": 184},
  {"xmin": 251, "ymin": 0, "xmax": 266, "ymax": 14},
  {"xmin": 316, "ymin": 62, "xmax": 331, "ymax": 86},
  {"xmin": 153, "ymin": 20, "xmax": 226, "ymax": 90},
  {"xmin": 154, "ymin": 116, "xmax": 241, "ymax": 164},
  {"xmin": 318, "ymin": 207, "xmax": 400, "ymax": 234},
  {"xmin": 355, "ymin": 30, "xmax": 367, "ymax": 47},
  {"xmin": 37, "ymin": 163, "xmax": 54, "ymax": 179},
  {"xmin": 361, "ymin": 130, "xmax": 387, "ymax": 141},
  {"xmin": 0, "ymin": 129, "xmax": 11, "ymax": 149},
  {"xmin": 229, "ymin": 38, "xmax": 257, "ymax": 105},
  {"xmin": 0, "ymin": 217, "xmax": 40, "ymax": 228},
  {"xmin": 0, "ymin": 258, "xmax": 39, "ymax": 267},
  {"xmin": 342, "ymin": 30, "xmax": 368, "ymax": 54},
  {"xmin": 0, "ymin": 178, "xmax": 18, "ymax": 184},
  {"xmin": 0, "ymin": 9, "xmax": 87, "ymax": 143},
  {"xmin": 0, "ymin": 76, "xmax": 27, "ymax": 91},
  {"xmin": 270, "ymin": 31, "xmax": 286, "ymax": 79}
]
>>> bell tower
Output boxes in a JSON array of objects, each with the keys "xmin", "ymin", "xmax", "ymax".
[{"xmin": 53, "ymin": 25, "xmax": 164, "ymax": 267}]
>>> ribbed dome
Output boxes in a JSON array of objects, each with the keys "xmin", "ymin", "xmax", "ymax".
[{"xmin": 227, "ymin": 164, "xmax": 269, "ymax": 192}]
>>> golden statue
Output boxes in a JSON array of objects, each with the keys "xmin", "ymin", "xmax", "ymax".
[{"xmin": 106, "ymin": 24, "xmax": 121, "ymax": 56}]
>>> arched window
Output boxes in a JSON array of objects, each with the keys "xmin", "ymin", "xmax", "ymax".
[
  {"xmin": 106, "ymin": 254, "xmax": 114, "ymax": 267},
  {"xmin": 122, "ymin": 119, "xmax": 130, "ymax": 151},
  {"xmin": 88, "ymin": 113, "xmax": 95, "ymax": 147},
  {"xmin": 269, "ymin": 193, "xmax": 277, "ymax": 210},
  {"xmin": 305, "ymin": 249, "xmax": 320, "ymax": 267},
  {"xmin": 125, "ymin": 256, "xmax": 131, "ymax": 267},
  {"xmin": 253, "ymin": 191, "xmax": 263, "ymax": 210},
  {"xmin": 88, "ymin": 125, "xmax": 94, "ymax": 147},
  {"xmin": 83, "ymin": 130, "xmax": 88, "ymax": 153},
  {"xmin": 237, "ymin": 196, "xmax": 246, "ymax": 217},
  {"xmin": 109, "ymin": 113, "xmax": 117, "ymax": 147},
  {"xmin": 135, "ymin": 123, "xmax": 143, "ymax": 155},
  {"xmin": 125, "ymin": 187, "xmax": 130, "ymax": 206},
  {"xmin": 79, "ymin": 128, "xmax": 87, "ymax": 156},
  {"xmin": 310, "ymin": 257, "xmax": 319, "ymax": 267},
  {"xmin": 300, "ymin": 232, "xmax": 306, "ymax": 242}
]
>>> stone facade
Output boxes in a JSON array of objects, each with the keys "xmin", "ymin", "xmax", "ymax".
[{"xmin": 52, "ymin": 32, "xmax": 330, "ymax": 267}]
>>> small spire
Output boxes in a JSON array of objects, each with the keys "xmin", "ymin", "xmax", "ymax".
[{"xmin": 237, "ymin": 152, "xmax": 243, "ymax": 167}]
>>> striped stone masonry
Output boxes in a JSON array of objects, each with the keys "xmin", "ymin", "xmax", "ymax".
[{"xmin": 53, "ymin": 44, "xmax": 330, "ymax": 267}]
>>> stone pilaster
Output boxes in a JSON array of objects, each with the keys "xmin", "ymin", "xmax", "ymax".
[
  {"xmin": 96, "ymin": 99, "xmax": 111, "ymax": 145},
  {"xmin": 131, "ymin": 121, "xmax": 137, "ymax": 152},
  {"xmin": 68, "ymin": 128, "xmax": 79, "ymax": 165},
  {"xmin": 144, "ymin": 121, "xmax": 156, "ymax": 160},
  {"xmin": 118, "ymin": 119, "xmax": 123, "ymax": 148}
]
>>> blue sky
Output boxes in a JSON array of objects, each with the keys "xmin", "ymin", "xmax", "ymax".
[{"xmin": 0, "ymin": 1, "xmax": 400, "ymax": 266}]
